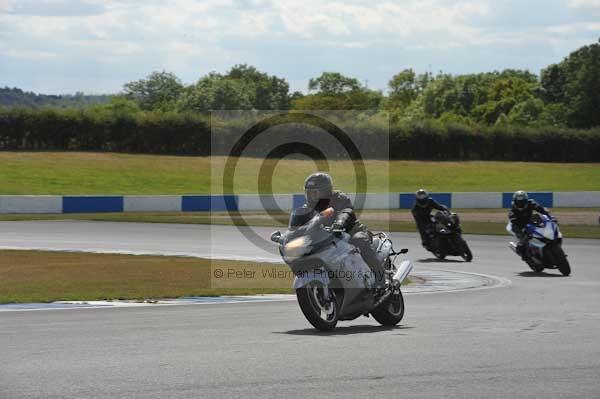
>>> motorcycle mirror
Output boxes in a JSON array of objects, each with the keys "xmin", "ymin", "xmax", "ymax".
[
  {"xmin": 270, "ymin": 231, "xmax": 281, "ymax": 243},
  {"xmin": 399, "ymin": 248, "xmax": 408, "ymax": 254}
]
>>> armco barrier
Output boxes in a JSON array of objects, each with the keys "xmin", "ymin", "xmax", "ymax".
[
  {"xmin": 63, "ymin": 196, "xmax": 123, "ymax": 213},
  {"xmin": 0, "ymin": 192, "xmax": 599, "ymax": 214},
  {"xmin": 554, "ymin": 192, "xmax": 600, "ymax": 208},
  {"xmin": 0, "ymin": 195, "xmax": 62, "ymax": 213},
  {"xmin": 502, "ymin": 192, "xmax": 553, "ymax": 208},
  {"xmin": 181, "ymin": 195, "xmax": 238, "ymax": 212},
  {"xmin": 123, "ymin": 196, "xmax": 182, "ymax": 212},
  {"xmin": 237, "ymin": 195, "xmax": 293, "ymax": 212},
  {"xmin": 400, "ymin": 193, "xmax": 452, "ymax": 209},
  {"xmin": 452, "ymin": 192, "xmax": 502, "ymax": 209}
]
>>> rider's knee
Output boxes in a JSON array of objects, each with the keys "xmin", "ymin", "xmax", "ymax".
[{"xmin": 350, "ymin": 232, "xmax": 370, "ymax": 247}]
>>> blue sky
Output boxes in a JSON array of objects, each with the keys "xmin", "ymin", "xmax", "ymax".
[{"xmin": 1, "ymin": 0, "xmax": 599, "ymax": 94}]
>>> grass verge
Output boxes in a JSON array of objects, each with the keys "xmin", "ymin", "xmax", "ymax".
[
  {"xmin": 1, "ymin": 152, "xmax": 600, "ymax": 194},
  {"xmin": 0, "ymin": 250, "xmax": 413, "ymax": 304},
  {"xmin": 0, "ymin": 250, "xmax": 294, "ymax": 304}
]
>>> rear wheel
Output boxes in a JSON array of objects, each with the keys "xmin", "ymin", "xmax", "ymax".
[
  {"xmin": 296, "ymin": 282, "xmax": 338, "ymax": 331},
  {"xmin": 551, "ymin": 245, "xmax": 571, "ymax": 276},
  {"xmin": 524, "ymin": 246, "xmax": 545, "ymax": 272},
  {"xmin": 371, "ymin": 290, "xmax": 404, "ymax": 326},
  {"xmin": 526, "ymin": 260, "xmax": 545, "ymax": 273}
]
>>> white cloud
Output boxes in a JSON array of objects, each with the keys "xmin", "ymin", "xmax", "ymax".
[
  {"xmin": 1, "ymin": 0, "xmax": 599, "ymax": 93},
  {"xmin": 0, "ymin": 0, "xmax": 13, "ymax": 12},
  {"xmin": 566, "ymin": 0, "xmax": 600, "ymax": 9},
  {"xmin": 0, "ymin": 48, "xmax": 57, "ymax": 60},
  {"xmin": 547, "ymin": 21, "xmax": 600, "ymax": 33},
  {"xmin": 275, "ymin": 0, "xmax": 489, "ymax": 44},
  {"xmin": 0, "ymin": 0, "xmax": 499, "ymax": 64}
]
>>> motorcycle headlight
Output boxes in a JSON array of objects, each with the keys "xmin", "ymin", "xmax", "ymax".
[{"xmin": 284, "ymin": 236, "xmax": 312, "ymax": 259}]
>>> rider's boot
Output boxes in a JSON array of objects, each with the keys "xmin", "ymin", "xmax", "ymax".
[
  {"xmin": 362, "ymin": 251, "xmax": 388, "ymax": 293},
  {"xmin": 517, "ymin": 241, "xmax": 527, "ymax": 261}
]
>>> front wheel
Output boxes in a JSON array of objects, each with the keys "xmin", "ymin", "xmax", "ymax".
[
  {"xmin": 296, "ymin": 282, "xmax": 338, "ymax": 331},
  {"xmin": 460, "ymin": 239, "xmax": 473, "ymax": 262},
  {"xmin": 551, "ymin": 245, "xmax": 571, "ymax": 276},
  {"xmin": 432, "ymin": 236, "xmax": 446, "ymax": 260},
  {"xmin": 371, "ymin": 290, "xmax": 405, "ymax": 326}
]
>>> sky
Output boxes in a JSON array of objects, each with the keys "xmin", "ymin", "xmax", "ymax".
[{"xmin": 0, "ymin": 0, "xmax": 599, "ymax": 94}]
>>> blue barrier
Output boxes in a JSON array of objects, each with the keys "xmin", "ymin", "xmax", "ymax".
[
  {"xmin": 292, "ymin": 194, "xmax": 305, "ymax": 209},
  {"xmin": 399, "ymin": 193, "xmax": 452, "ymax": 209},
  {"xmin": 502, "ymin": 192, "xmax": 553, "ymax": 208},
  {"xmin": 181, "ymin": 195, "xmax": 239, "ymax": 212},
  {"xmin": 63, "ymin": 196, "xmax": 124, "ymax": 213}
]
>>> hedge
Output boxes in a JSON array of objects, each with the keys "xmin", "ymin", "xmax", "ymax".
[{"xmin": 1, "ymin": 108, "xmax": 599, "ymax": 161}]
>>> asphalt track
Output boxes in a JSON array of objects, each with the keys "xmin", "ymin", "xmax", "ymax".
[{"xmin": 1, "ymin": 221, "xmax": 599, "ymax": 398}]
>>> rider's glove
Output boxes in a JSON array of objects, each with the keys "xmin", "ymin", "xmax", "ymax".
[{"xmin": 331, "ymin": 221, "xmax": 345, "ymax": 233}]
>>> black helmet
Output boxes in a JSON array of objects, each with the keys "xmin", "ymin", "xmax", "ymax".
[
  {"xmin": 304, "ymin": 172, "xmax": 333, "ymax": 206},
  {"xmin": 415, "ymin": 188, "xmax": 429, "ymax": 207},
  {"xmin": 512, "ymin": 190, "xmax": 529, "ymax": 210}
]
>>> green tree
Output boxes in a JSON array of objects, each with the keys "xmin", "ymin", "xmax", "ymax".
[
  {"xmin": 178, "ymin": 72, "xmax": 253, "ymax": 112},
  {"xmin": 473, "ymin": 76, "xmax": 538, "ymax": 124},
  {"xmin": 537, "ymin": 103, "xmax": 568, "ymax": 127},
  {"xmin": 295, "ymin": 72, "xmax": 382, "ymax": 110},
  {"xmin": 508, "ymin": 98, "xmax": 545, "ymax": 125},
  {"xmin": 89, "ymin": 96, "xmax": 141, "ymax": 117},
  {"xmin": 178, "ymin": 65, "xmax": 291, "ymax": 112},
  {"xmin": 123, "ymin": 71, "xmax": 183, "ymax": 111},
  {"xmin": 388, "ymin": 69, "xmax": 423, "ymax": 108},
  {"xmin": 308, "ymin": 72, "xmax": 361, "ymax": 95},
  {"xmin": 540, "ymin": 64, "xmax": 566, "ymax": 104},
  {"xmin": 541, "ymin": 39, "xmax": 600, "ymax": 128},
  {"xmin": 225, "ymin": 64, "xmax": 291, "ymax": 109}
]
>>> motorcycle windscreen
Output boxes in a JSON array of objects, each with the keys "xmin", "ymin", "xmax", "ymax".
[{"xmin": 288, "ymin": 206, "xmax": 318, "ymax": 229}]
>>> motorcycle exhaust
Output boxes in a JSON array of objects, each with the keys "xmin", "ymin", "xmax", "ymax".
[{"xmin": 393, "ymin": 260, "xmax": 413, "ymax": 283}]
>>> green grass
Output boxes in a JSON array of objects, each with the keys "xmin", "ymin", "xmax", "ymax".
[
  {"xmin": 0, "ymin": 250, "xmax": 295, "ymax": 304},
  {"xmin": 0, "ymin": 250, "xmax": 412, "ymax": 304},
  {"xmin": 1, "ymin": 152, "xmax": 599, "ymax": 194}
]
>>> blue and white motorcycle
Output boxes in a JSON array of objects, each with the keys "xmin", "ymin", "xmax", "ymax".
[{"xmin": 507, "ymin": 213, "xmax": 571, "ymax": 276}]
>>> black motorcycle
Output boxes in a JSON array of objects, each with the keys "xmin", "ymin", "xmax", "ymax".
[{"xmin": 425, "ymin": 211, "xmax": 473, "ymax": 262}]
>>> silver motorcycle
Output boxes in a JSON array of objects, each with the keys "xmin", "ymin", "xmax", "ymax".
[{"xmin": 270, "ymin": 207, "xmax": 413, "ymax": 331}]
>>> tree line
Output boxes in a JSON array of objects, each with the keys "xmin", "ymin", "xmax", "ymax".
[
  {"xmin": 114, "ymin": 38, "xmax": 600, "ymax": 129},
  {"xmin": 0, "ymin": 87, "xmax": 110, "ymax": 109},
  {"xmin": 2, "ymin": 40, "xmax": 599, "ymax": 129}
]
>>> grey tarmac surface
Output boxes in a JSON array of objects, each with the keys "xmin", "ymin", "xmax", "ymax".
[{"xmin": 1, "ymin": 221, "xmax": 599, "ymax": 398}]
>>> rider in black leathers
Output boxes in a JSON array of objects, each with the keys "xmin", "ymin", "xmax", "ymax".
[
  {"xmin": 411, "ymin": 189, "xmax": 449, "ymax": 250},
  {"xmin": 509, "ymin": 190, "xmax": 553, "ymax": 260},
  {"xmin": 303, "ymin": 172, "xmax": 386, "ymax": 289}
]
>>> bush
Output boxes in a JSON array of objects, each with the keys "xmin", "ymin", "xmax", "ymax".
[
  {"xmin": 0, "ymin": 107, "xmax": 210, "ymax": 155},
  {"xmin": 0, "ymin": 108, "xmax": 598, "ymax": 161}
]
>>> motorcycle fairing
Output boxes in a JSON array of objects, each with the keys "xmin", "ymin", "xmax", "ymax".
[{"xmin": 293, "ymin": 269, "xmax": 331, "ymax": 289}]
